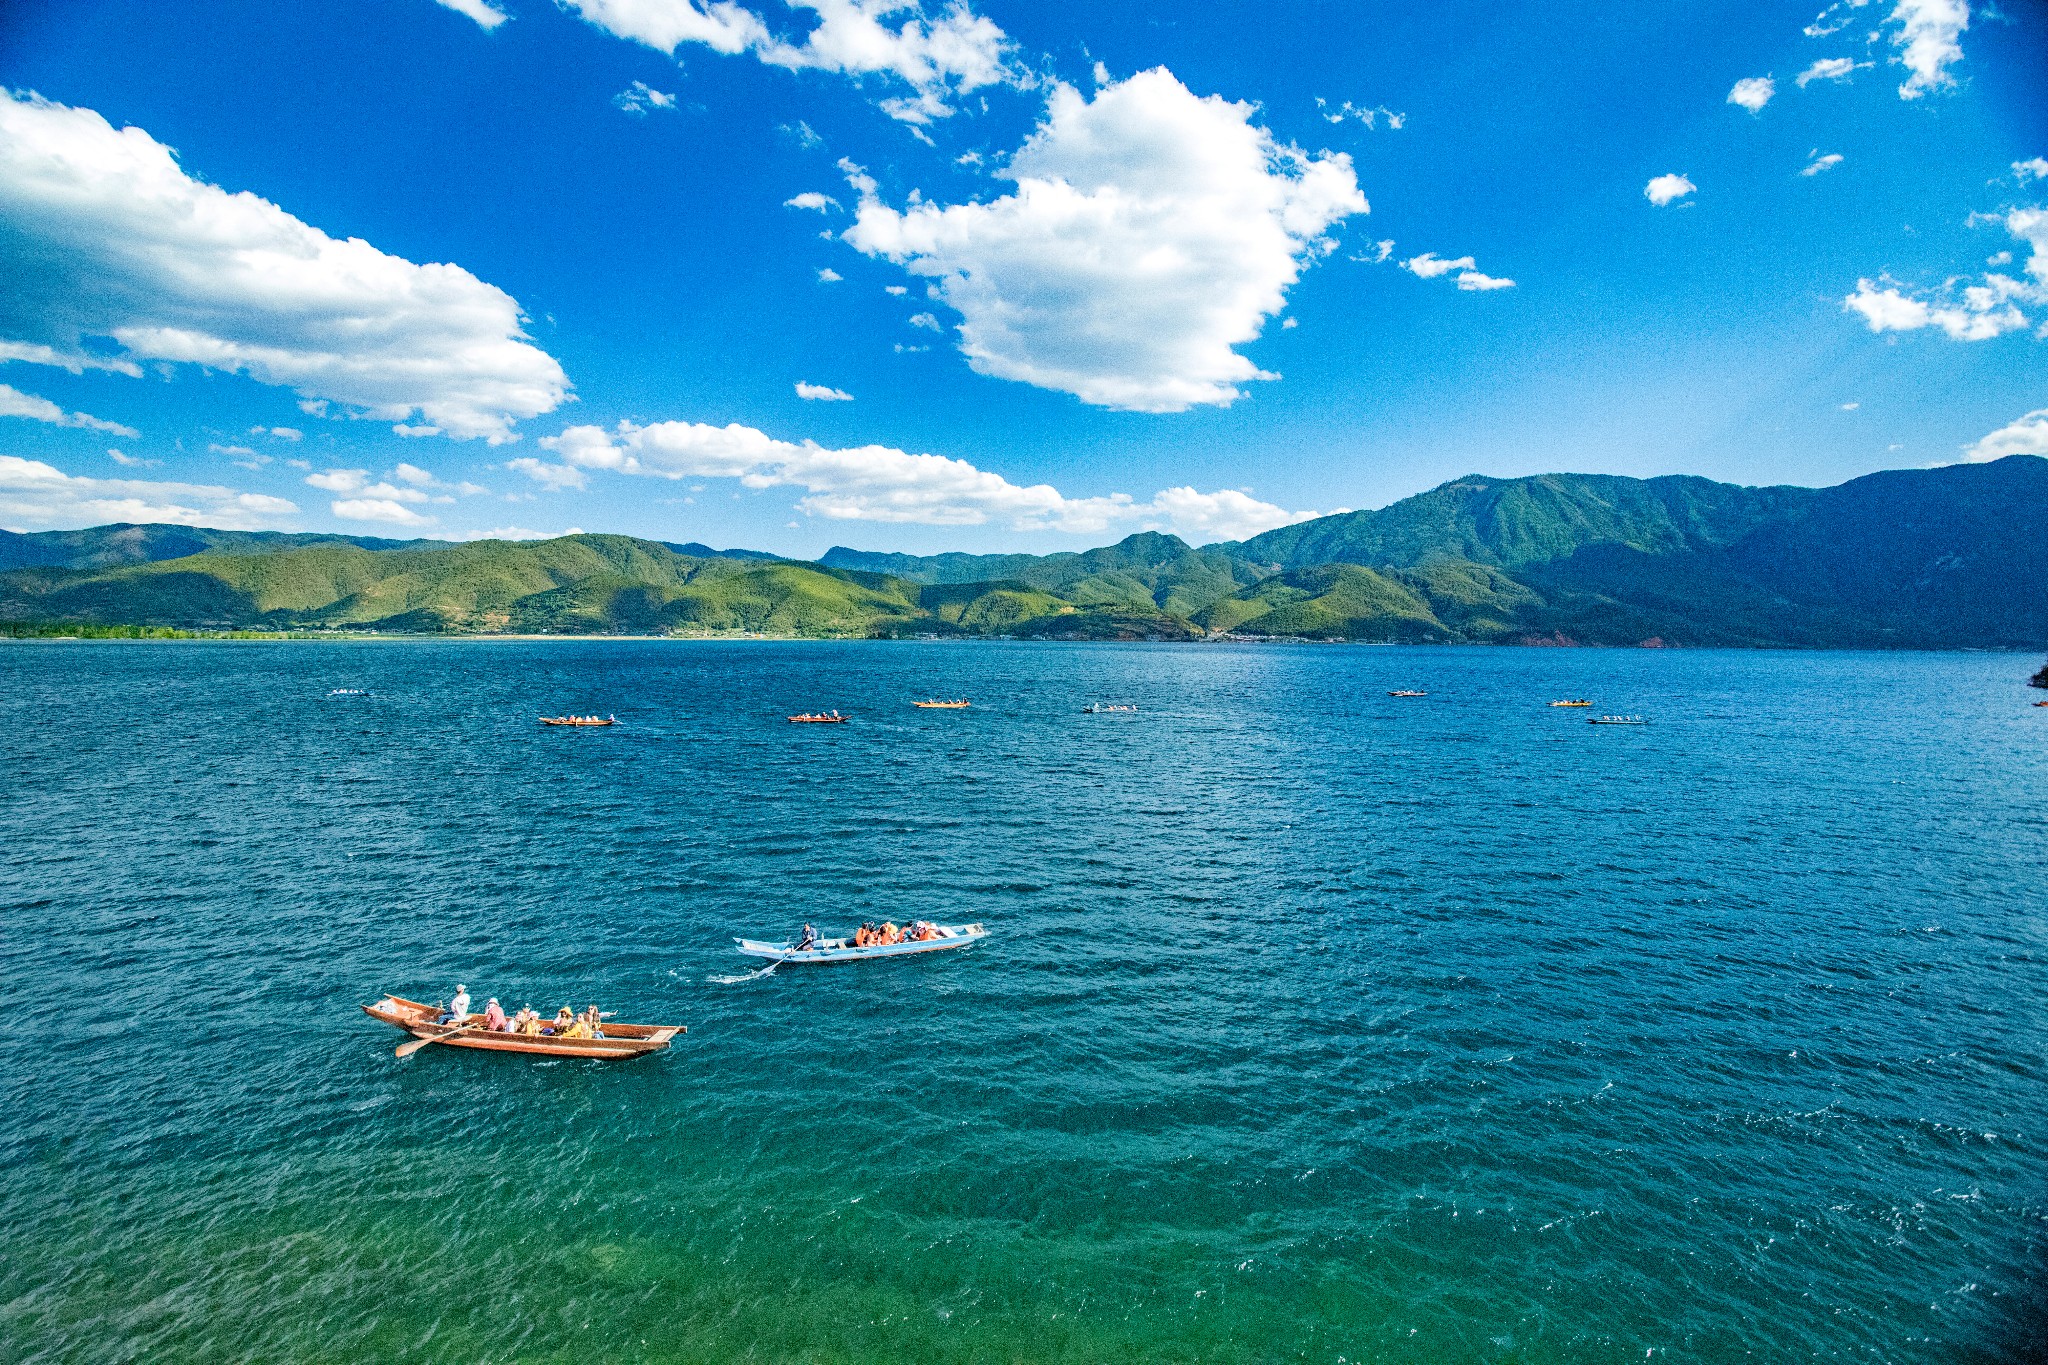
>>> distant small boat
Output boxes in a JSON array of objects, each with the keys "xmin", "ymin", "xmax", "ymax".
[
  {"xmin": 1082, "ymin": 702, "xmax": 1139, "ymax": 713},
  {"xmin": 1548, "ymin": 699, "xmax": 1592, "ymax": 707},
  {"xmin": 540, "ymin": 714, "xmax": 615, "ymax": 726},
  {"xmin": 1388, "ymin": 689, "xmax": 1428, "ymax": 697},
  {"xmin": 912, "ymin": 699, "xmax": 970, "ymax": 708},
  {"xmin": 735, "ymin": 922, "xmax": 988, "ymax": 964},
  {"xmin": 1589, "ymin": 715, "xmax": 1646, "ymax": 725},
  {"xmin": 2035, "ymin": 701, "xmax": 2048, "ymax": 707},
  {"xmin": 789, "ymin": 711, "xmax": 848, "ymax": 723},
  {"xmin": 328, "ymin": 688, "xmax": 370, "ymax": 697},
  {"xmin": 364, "ymin": 994, "xmax": 682, "ymax": 1059}
]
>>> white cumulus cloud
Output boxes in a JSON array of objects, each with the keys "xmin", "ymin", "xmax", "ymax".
[
  {"xmin": 435, "ymin": 0, "xmax": 508, "ymax": 29},
  {"xmin": 1403, "ymin": 253, "xmax": 1473, "ymax": 279},
  {"xmin": 785, "ymin": 191, "xmax": 841, "ymax": 211},
  {"xmin": 452, "ymin": 525, "xmax": 585, "ymax": 541},
  {"xmin": 1645, "ymin": 173, "xmax": 1696, "ymax": 206},
  {"xmin": 1887, "ymin": 0, "xmax": 1969, "ymax": 99},
  {"xmin": 2014, "ymin": 158, "xmax": 2048, "ymax": 183},
  {"xmin": 0, "ymin": 454, "xmax": 298, "ymax": 530},
  {"xmin": 534, "ymin": 418, "xmax": 1328, "ymax": 540},
  {"xmin": 1964, "ymin": 408, "xmax": 2048, "ymax": 461},
  {"xmin": 0, "ymin": 383, "xmax": 138, "ymax": 437},
  {"xmin": 0, "ymin": 91, "xmax": 569, "ymax": 443},
  {"xmin": 796, "ymin": 381, "xmax": 854, "ymax": 400},
  {"xmin": 1728, "ymin": 76, "xmax": 1776, "ymax": 112},
  {"xmin": 503, "ymin": 456, "xmax": 588, "ymax": 490},
  {"xmin": 332, "ymin": 498, "xmax": 436, "ymax": 526},
  {"xmin": 1842, "ymin": 208, "xmax": 2048, "ymax": 341},
  {"xmin": 1802, "ymin": 152, "xmax": 1845, "ymax": 176},
  {"xmin": 842, "ymin": 69, "xmax": 1366, "ymax": 412},
  {"xmin": 1455, "ymin": 271, "xmax": 1516, "ymax": 291}
]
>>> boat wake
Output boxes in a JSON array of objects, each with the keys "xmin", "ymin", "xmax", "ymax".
[{"xmin": 706, "ymin": 960, "xmax": 780, "ymax": 985}]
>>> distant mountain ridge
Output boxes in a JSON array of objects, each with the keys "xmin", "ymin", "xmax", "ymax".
[{"xmin": 3, "ymin": 457, "xmax": 2043, "ymax": 646}]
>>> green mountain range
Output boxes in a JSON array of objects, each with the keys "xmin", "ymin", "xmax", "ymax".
[{"xmin": 3, "ymin": 456, "xmax": 2043, "ymax": 646}]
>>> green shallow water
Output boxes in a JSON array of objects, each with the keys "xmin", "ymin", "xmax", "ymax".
[{"xmin": 2, "ymin": 641, "xmax": 2045, "ymax": 1363}]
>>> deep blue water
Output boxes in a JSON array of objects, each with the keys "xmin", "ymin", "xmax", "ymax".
[{"xmin": 2, "ymin": 640, "xmax": 2045, "ymax": 1363}]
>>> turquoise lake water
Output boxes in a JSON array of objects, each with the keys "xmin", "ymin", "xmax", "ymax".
[{"xmin": 2, "ymin": 640, "xmax": 2045, "ymax": 1363}]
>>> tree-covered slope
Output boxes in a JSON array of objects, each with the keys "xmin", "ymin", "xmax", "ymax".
[
  {"xmin": 0, "ymin": 522, "xmax": 443, "ymax": 572},
  {"xmin": 1233, "ymin": 472, "xmax": 1811, "ymax": 571},
  {"xmin": 4, "ymin": 457, "xmax": 2041, "ymax": 644}
]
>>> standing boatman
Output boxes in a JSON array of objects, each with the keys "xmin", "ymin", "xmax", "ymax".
[{"xmin": 442, "ymin": 984, "xmax": 471, "ymax": 1024}]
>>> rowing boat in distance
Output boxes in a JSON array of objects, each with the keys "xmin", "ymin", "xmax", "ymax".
[
  {"xmin": 1548, "ymin": 699, "xmax": 1592, "ymax": 707},
  {"xmin": 540, "ymin": 714, "xmax": 615, "ymax": 726},
  {"xmin": 735, "ymin": 922, "xmax": 987, "ymax": 964},
  {"xmin": 1388, "ymin": 689, "xmax": 1428, "ymax": 697},
  {"xmin": 363, "ymin": 994, "xmax": 683, "ymax": 1058},
  {"xmin": 1589, "ymin": 715, "xmax": 1647, "ymax": 725},
  {"xmin": 912, "ymin": 699, "xmax": 970, "ymax": 708},
  {"xmin": 789, "ymin": 711, "xmax": 848, "ymax": 723}
]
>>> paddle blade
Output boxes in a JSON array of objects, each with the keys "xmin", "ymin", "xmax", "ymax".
[{"xmin": 394, "ymin": 1034, "xmax": 439, "ymax": 1058}]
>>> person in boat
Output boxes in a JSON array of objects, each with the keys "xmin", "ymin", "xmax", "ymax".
[
  {"xmin": 581, "ymin": 1005, "xmax": 605, "ymax": 1039},
  {"xmin": 483, "ymin": 997, "xmax": 508, "ymax": 1032},
  {"xmin": 877, "ymin": 921, "xmax": 901, "ymax": 945},
  {"xmin": 797, "ymin": 923, "xmax": 819, "ymax": 951},
  {"xmin": 515, "ymin": 1006, "xmax": 542, "ymax": 1035},
  {"xmin": 544, "ymin": 1005, "xmax": 575, "ymax": 1036},
  {"xmin": 440, "ymin": 985, "xmax": 471, "ymax": 1024}
]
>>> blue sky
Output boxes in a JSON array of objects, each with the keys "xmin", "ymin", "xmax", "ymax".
[{"xmin": 0, "ymin": 0, "xmax": 2042, "ymax": 554}]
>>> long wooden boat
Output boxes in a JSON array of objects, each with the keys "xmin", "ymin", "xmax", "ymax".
[
  {"xmin": 540, "ymin": 715, "xmax": 615, "ymax": 726},
  {"xmin": 1548, "ymin": 699, "xmax": 1592, "ymax": 707},
  {"xmin": 1589, "ymin": 715, "xmax": 1647, "ymax": 725},
  {"xmin": 912, "ymin": 699, "xmax": 970, "ymax": 708},
  {"xmin": 1388, "ymin": 689, "xmax": 1428, "ymax": 697},
  {"xmin": 788, "ymin": 712, "xmax": 848, "ymax": 723},
  {"xmin": 735, "ymin": 922, "xmax": 987, "ymax": 964},
  {"xmin": 363, "ymin": 994, "xmax": 683, "ymax": 1058}
]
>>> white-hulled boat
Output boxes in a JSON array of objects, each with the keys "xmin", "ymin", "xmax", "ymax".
[{"xmin": 735, "ymin": 922, "xmax": 988, "ymax": 964}]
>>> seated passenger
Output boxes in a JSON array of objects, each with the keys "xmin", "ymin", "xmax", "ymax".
[{"xmin": 483, "ymin": 998, "xmax": 508, "ymax": 1031}]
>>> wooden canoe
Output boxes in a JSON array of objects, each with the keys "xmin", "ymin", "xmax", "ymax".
[
  {"xmin": 363, "ymin": 994, "xmax": 683, "ymax": 1058},
  {"xmin": 912, "ymin": 700, "xmax": 970, "ymax": 708},
  {"xmin": 735, "ymin": 922, "xmax": 987, "ymax": 964},
  {"xmin": 788, "ymin": 713, "xmax": 848, "ymax": 723},
  {"xmin": 540, "ymin": 716, "xmax": 615, "ymax": 726}
]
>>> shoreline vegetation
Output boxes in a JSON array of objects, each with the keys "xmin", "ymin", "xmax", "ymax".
[
  {"xmin": 3, "ymin": 456, "xmax": 2044, "ymax": 649},
  {"xmin": 3, "ymin": 625, "xmax": 2042, "ymax": 655}
]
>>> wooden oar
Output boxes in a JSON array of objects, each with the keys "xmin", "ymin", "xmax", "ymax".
[{"xmin": 395, "ymin": 1018, "xmax": 472, "ymax": 1058}]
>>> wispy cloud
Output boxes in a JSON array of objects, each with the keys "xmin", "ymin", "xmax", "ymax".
[
  {"xmin": 614, "ymin": 80, "xmax": 679, "ymax": 115},
  {"xmin": 434, "ymin": 0, "xmax": 507, "ymax": 30},
  {"xmin": 1796, "ymin": 56, "xmax": 1868, "ymax": 87},
  {"xmin": 0, "ymin": 383, "xmax": 138, "ymax": 437},
  {"xmin": 795, "ymin": 382, "xmax": 854, "ymax": 401},
  {"xmin": 1802, "ymin": 151, "xmax": 1845, "ymax": 176}
]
